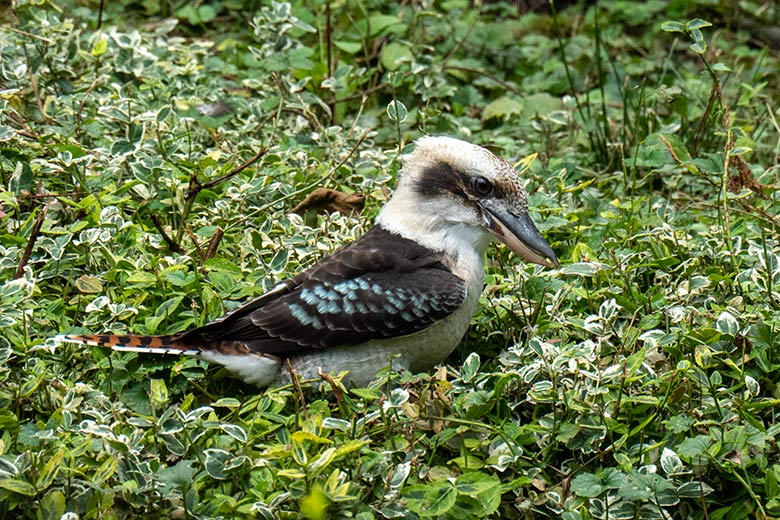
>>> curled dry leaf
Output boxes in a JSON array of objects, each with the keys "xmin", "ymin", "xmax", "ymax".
[{"xmin": 291, "ymin": 187, "xmax": 366, "ymax": 216}]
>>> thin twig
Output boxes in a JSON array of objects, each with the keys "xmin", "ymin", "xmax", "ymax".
[
  {"xmin": 0, "ymin": 26, "xmax": 54, "ymax": 43},
  {"xmin": 684, "ymin": 200, "xmax": 779, "ymax": 231},
  {"xmin": 440, "ymin": 8, "xmax": 479, "ymax": 66},
  {"xmin": 186, "ymin": 226, "xmax": 205, "ymax": 260},
  {"xmin": 5, "ymin": 115, "xmax": 38, "ymax": 140},
  {"xmin": 77, "ymin": 77, "xmax": 102, "ymax": 135},
  {"xmin": 693, "ymin": 79, "xmax": 720, "ymax": 156},
  {"xmin": 186, "ymin": 225, "xmax": 223, "ymax": 264},
  {"xmin": 318, "ymin": 369, "xmax": 344, "ymax": 403},
  {"xmin": 200, "ymin": 147, "xmax": 269, "ymax": 191},
  {"xmin": 224, "ymin": 128, "xmax": 372, "ymax": 233},
  {"xmin": 150, "ymin": 214, "xmax": 184, "ymax": 254},
  {"xmin": 204, "ymin": 227, "xmax": 224, "ymax": 262},
  {"xmin": 287, "ymin": 359, "xmax": 308, "ymax": 420},
  {"xmin": 174, "ymin": 147, "xmax": 269, "ymax": 248},
  {"xmin": 333, "ymin": 83, "xmax": 388, "ymax": 105},
  {"xmin": 442, "ymin": 65, "xmax": 524, "ymax": 97},
  {"xmin": 325, "ymin": 0, "xmax": 334, "ymax": 125},
  {"xmin": 29, "ymin": 69, "xmax": 51, "ymax": 124},
  {"xmin": 15, "ymin": 204, "xmax": 49, "ymax": 279},
  {"xmin": 23, "ymin": 191, "xmax": 86, "ymax": 199},
  {"xmin": 98, "ymin": 0, "xmax": 105, "ymax": 29}
]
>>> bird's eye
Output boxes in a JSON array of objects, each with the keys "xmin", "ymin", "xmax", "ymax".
[{"xmin": 472, "ymin": 176, "xmax": 494, "ymax": 197}]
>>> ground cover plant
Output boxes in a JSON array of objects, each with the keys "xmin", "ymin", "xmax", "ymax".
[{"xmin": 1, "ymin": 0, "xmax": 779, "ymax": 518}]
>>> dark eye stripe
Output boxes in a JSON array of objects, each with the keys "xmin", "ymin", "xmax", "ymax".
[
  {"xmin": 415, "ymin": 161, "xmax": 505, "ymax": 201},
  {"xmin": 415, "ymin": 162, "xmax": 467, "ymax": 199}
]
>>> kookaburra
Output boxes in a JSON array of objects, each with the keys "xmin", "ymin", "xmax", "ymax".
[{"xmin": 57, "ymin": 136, "xmax": 559, "ymax": 387}]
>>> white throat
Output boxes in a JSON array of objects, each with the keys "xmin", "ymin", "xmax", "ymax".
[{"xmin": 375, "ymin": 189, "xmax": 491, "ymax": 282}]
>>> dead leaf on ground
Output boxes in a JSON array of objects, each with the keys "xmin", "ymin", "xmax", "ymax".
[{"xmin": 291, "ymin": 187, "xmax": 366, "ymax": 216}]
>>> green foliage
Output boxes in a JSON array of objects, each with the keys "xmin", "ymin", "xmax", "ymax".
[{"xmin": 1, "ymin": 0, "xmax": 779, "ymax": 518}]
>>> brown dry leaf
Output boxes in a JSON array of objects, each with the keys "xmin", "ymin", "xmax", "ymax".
[
  {"xmin": 725, "ymin": 450, "xmax": 742, "ymax": 465},
  {"xmin": 728, "ymin": 155, "xmax": 767, "ymax": 198},
  {"xmin": 291, "ymin": 187, "xmax": 366, "ymax": 216}
]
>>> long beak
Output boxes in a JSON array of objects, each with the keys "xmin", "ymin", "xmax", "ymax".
[{"xmin": 479, "ymin": 201, "xmax": 559, "ymax": 268}]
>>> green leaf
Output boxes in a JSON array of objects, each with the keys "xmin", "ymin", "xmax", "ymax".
[
  {"xmin": 744, "ymin": 374, "xmax": 760, "ymax": 396},
  {"xmin": 127, "ymin": 122, "xmax": 145, "ymax": 143},
  {"xmin": 300, "ymin": 484, "xmax": 329, "ymax": 520},
  {"xmin": 0, "ymin": 409, "xmax": 18, "ymax": 430},
  {"xmin": 157, "ymin": 460, "xmax": 197, "ymax": 487},
  {"xmin": 686, "ymin": 18, "xmax": 713, "ymax": 30},
  {"xmin": 677, "ymin": 480, "xmax": 714, "ymax": 498},
  {"xmin": 559, "ymin": 262, "xmax": 610, "ymax": 276},
  {"xmin": 270, "ymin": 249, "xmax": 288, "ymax": 274},
  {"xmin": 356, "ymin": 14, "xmax": 405, "ymax": 37},
  {"xmin": 38, "ymin": 490, "xmax": 66, "ymax": 520},
  {"xmin": 381, "ymin": 42, "xmax": 413, "ymax": 71},
  {"xmin": 0, "ymin": 478, "xmax": 36, "ymax": 496},
  {"xmin": 386, "ymin": 100, "xmax": 408, "ymax": 123},
  {"xmin": 126, "ymin": 271, "xmax": 157, "ymax": 285},
  {"xmin": 91, "ymin": 37, "xmax": 108, "ymax": 57},
  {"xmin": 677, "ymin": 435, "xmax": 711, "ymax": 460},
  {"xmin": 454, "ymin": 471, "xmax": 498, "ymax": 494},
  {"xmin": 660, "ymin": 21, "xmax": 685, "ymax": 33},
  {"xmin": 75, "ymin": 274, "xmax": 103, "ymax": 294},
  {"xmin": 162, "ymin": 269, "xmax": 196, "ymax": 287},
  {"xmin": 482, "ymin": 96, "xmax": 523, "ymax": 121},
  {"xmin": 93, "ymin": 455, "xmax": 118, "ymax": 484},
  {"xmin": 308, "ymin": 447, "xmax": 337, "ymax": 474},
  {"xmin": 292, "ymin": 440, "xmax": 308, "ymax": 466},
  {"xmin": 0, "ymin": 125, "xmax": 15, "ymax": 142},
  {"xmin": 635, "ymin": 134, "xmax": 672, "ymax": 167},
  {"xmin": 197, "ymin": 5, "xmax": 217, "ymax": 23},
  {"xmin": 36, "ymin": 450, "xmax": 63, "ymax": 490},
  {"xmin": 204, "ymin": 449, "xmax": 232, "ymax": 479},
  {"xmin": 403, "ymin": 481, "xmax": 457, "ymax": 517},
  {"xmin": 728, "ymin": 146, "xmax": 752, "ymax": 156},
  {"xmin": 110, "ymin": 140, "xmax": 135, "ymax": 155},
  {"xmin": 454, "ymin": 472, "xmax": 502, "ymax": 515},
  {"xmin": 689, "ymin": 41, "xmax": 706, "ymax": 54},
  {"xmin": 660, "ymin": 447, "xmax": 684, "ymax": 476},
  {"xmin": 334, "ymin": 40, "xmax": 362, "ymax": 54},
  {"xmin": 156, "ymin": 296, "xmax": 184, "ymax": 318},
  {"xmin": 150, "ymin": 378, "xmax": 169, "ymax": 407},
  {"xmin": 570, "ymin": 473, "xmax": 604, "ymax": 497},
  {"xmin": 333, "ymin": 439, "xmax": 369, "ymax": 458},
  {"xmin": 460, "ymin": 352, "xmax": 480, "ymax": 383},
  {"xmin": 184, "ymin": 487, "xmax": 198, "ymax": 512},
  {"xmin": 212, "ymin": 398, "xmax": 242, "ymax": 409},
  {"xmin": 715, "ymin": 311, "xmax": 738, "ymax": 335},
  {"xmin": 666, "ymin": 414, "xmax": 694, "ymax": 434},
  {"xmin": 10, "ymin": 161, "xmax": 34, "ymax": 195}
]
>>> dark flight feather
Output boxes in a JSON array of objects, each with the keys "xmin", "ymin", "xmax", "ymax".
[{"xmin": 171, "ymin": 227, "xmax": 467, "ymax": 354}]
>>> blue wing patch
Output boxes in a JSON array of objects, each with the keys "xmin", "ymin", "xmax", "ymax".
[
  {"xmin": 175, "ymin": 226, "xmax": 467, "ymax": 354},
  {"xmin": 251, "ymin": 268, "xmax": 466, "ymax": 351}
]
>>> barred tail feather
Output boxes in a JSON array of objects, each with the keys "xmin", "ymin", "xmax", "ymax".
[{"xmin": 54, "ymin": 334, "xmax": 201, "ymax": 356}]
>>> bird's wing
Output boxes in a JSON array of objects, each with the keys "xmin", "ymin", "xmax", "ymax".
[{"xmin": 176, "ymin": 227, "xmax": 467, "ymax": 354}]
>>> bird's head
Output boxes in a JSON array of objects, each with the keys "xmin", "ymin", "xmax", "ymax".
[{"xmin": 377, "ymin": 136, "xmax": 559, "ymax": 268}]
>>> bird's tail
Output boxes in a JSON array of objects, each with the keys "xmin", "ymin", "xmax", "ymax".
[{"xmin": 54, "ymin": 334, "xmax": 202, "ymax": 356}]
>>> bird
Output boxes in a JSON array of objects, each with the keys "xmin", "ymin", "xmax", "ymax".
[{"xmin": 56, "ymin": 136, "xmax": 559, "ymax": 388}]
